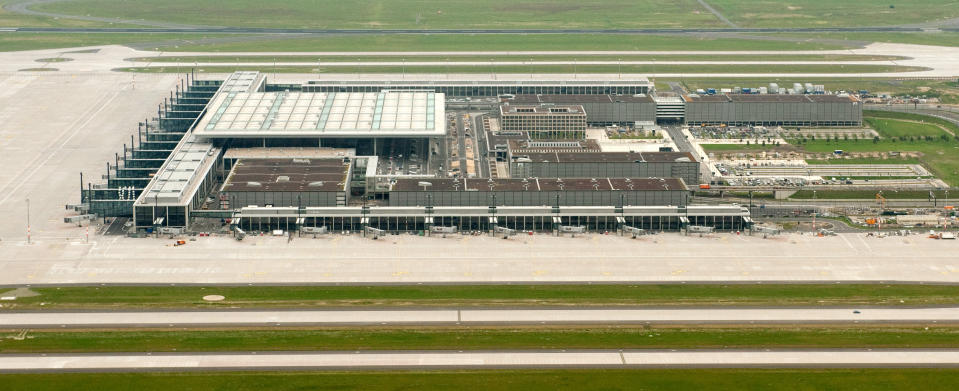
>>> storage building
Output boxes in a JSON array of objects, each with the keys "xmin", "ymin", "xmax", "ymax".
[{"xmin": 683, "ymin": 94, "xmax": 862, "ymax": 126}]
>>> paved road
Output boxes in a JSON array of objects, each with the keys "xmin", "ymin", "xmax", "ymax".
[
  {"xmin": 3, "ymin": 349, "xmax": 959, "ymax": 372},
  {"xmin": 3, "ymin": 307, "xmax": 958, "ymax": 328}
]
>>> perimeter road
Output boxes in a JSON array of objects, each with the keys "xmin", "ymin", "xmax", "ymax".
[
  {"xmin": 3, "ymin": 349, "xmax": 959, "ymax": 372},
  {"xmin": 3, "ymin": 307, "xmax": 959, "ymax": 328}
]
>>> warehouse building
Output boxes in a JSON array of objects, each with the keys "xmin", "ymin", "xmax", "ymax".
[
  {"xmin": 389, "ymin": 177, "xmax": 688, "ymax": 207},
  {"xmin": 220, "ymin": 158, "xmax": 351, "ymax": 208},
  {"xmin": 301, "ymin": 78, "xmax": 652, "ymax": 96},
  {"xmin": 683, "ymin": 94, "xmax": 862, "ymax": 126},
  {"xmin": 508, "ymin": 94, "xmax": 657, "ymax": 125},
  {"xmin": 499, "ymin": 104, "xmax": 587, "ymax": 139},
  {"xmin": 508, "ymin": 151, "xmax": 700, "ymax": 186}
]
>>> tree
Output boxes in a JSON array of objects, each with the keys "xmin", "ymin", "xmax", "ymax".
[{"xmin": 873, "ymin": 136, "xmax": 880, "ymax": 144}]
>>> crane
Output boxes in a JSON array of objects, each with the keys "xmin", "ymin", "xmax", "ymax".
[
  {"xmin": 875, "ymin": 192, "xmax": 887, "ymax": 210},
  {"xmin": 875, "ymin": 192, "xmax": 887, "ymax": 231}
]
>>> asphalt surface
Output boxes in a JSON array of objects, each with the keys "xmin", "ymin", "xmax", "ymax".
[
  {"xmin": 3, "ymin": 349, "xmax": 959, "ymax": 372},
  {"xmin": 3, "ymin": 307, "xmax": 959, "ymax": 328}
]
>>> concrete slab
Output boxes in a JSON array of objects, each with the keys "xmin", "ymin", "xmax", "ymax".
[
  {"xmin": 2, "ymin": 350, "xmax": 959, "ymax": 371},
  {"xmin": 0, "ymin": 231, "xmax": 957, "ymax": 284}
]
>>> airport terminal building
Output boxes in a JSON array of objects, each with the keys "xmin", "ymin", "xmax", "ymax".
[{"xmin": 78, "ymin": 72, "xmax": 752, "ymax": 234}]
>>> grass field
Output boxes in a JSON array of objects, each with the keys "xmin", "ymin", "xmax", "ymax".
[
  {"xmin": 4, "ymin": 284, "xmax": 959, "ymax": 310},
  {"xmin": 3, "ymin": 327, "xmax": 959, "ymax": 353},
  {"xmin": 709, "ymin": 0, "xmax": 959, "ymax": 28},
  {"xmin": 782, "ymin": 31, "xmax": 959, "ymax": 48},
  {"xmin": 865, "ymin": 118, "xmax": 950, "ymax": 138},
  {"xmin": 3, "ymin": 369, "xmax": 959, "ymax": 391},
  {"xmin": 33, "ymin": 0, "xmax": 959, "ymax": 29},
  {"xmin": 168, "ymin": 33, "xmax": 848, "ymax": 52},
  {"xmin": 865, "ymin": 110, "xmax": 959, "ymax": 135},
  {"xmin": 797, "ymin": 138, "xmax": 959, "ymax": 186},
  {"xmin": 132, "ymin": 54, "xmax": 905, "ymax": 63},
  {"xmin": 117, "ymin": 64, "xmax": 926, "ymax": 74},
  {"xmin": 0, "ymin": 0, "xmax": 130, "ymax": 28},
  {"xmin": 0, "ymin": 32, "xmax": 232, "ymax": 52},
  {"xmin": 34, "ymin": 0, "xmax": 722, "ymax": 29}
]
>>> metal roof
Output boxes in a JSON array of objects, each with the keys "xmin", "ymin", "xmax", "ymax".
[{"xmin": 194, "ymin": 90, "xmax": 445, "ymax": 138}]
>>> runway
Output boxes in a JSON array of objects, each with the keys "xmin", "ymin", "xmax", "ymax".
[
  {"xmin": 3, "ymin": 349, "xmax": 959, "ymax": 372},
  {"xmin": 3, "ymin": 307, "xmax": 958, "ymax": 328}
]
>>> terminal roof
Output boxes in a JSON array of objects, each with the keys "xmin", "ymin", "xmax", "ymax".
[
  {"xmin": 511, "ymin": 151, "xmax": 696, "ymax": 164},
  {"xmin": 392, "ymin": 177, "xmax": 686, "ymax": 192},
  {"xmin": 511, "ymin": 94, "xmax": 654, "ymax": 104},
  {"xmin": 194, "ymin": 90, "xmax": 445, "ymax": 138},
  {"xmin": 222, "ymin": 158, "xmax": 350, "ymax": 192}
]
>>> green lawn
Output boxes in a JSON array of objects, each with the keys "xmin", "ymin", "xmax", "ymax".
[
  {"xmin": 865, "ymin": 118, "xmax": 950, "ymax": 138},
  {"xmin": 168, "ymin": 33, "xmax": 847, "ymax": 52},
  {"xmin": 782, "ymin": 31, "xmax": 959, "ymax": 48},
  {"xmin": 4, "ymin": 369, "xmax": 959, "ymax": 391},
  {"xmin": 117, "ymin": 64, "xmax": 925, "ymax": 74},
  {"xmin": 4, "ymin": 284, "xmax": 959, "ymax": 310},
  {"xmin": 796, "ymin": 138, "xmax": 959, "ymax": 186},
  {"xmin": 34, "ymin": 0, "xmax": 722, "ymax": 29},
  {"xmin": 0, "ymin": 0, "xmax": 131, "ymax": 28},
  {"xmin": 709, "ymin": 0, "xmax": 959, "ymax": 27},
  {"xmin": 132, "ymin": 53, "xmax": 905, "ymax": 63},
  {"xmin": 865, "ymin": 110, "xmax": 959, "ymax": 135},
  {"xmin": 0, "ymin": 32, "xmax": 231, "ymax": 52},
  {"xmin": 33, "ymin": 0, "xmax": 959, "ymax": 29},
  {"xmin": 4, "ymin": 327, "xmax": 959, "ymax": 353}
]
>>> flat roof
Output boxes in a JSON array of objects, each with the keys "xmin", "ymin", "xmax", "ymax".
[
  {"xmin": 223, "ymin": 147, "xmax": 355, "ymax": 160},
  {"xmin": 137, "ymin": 72, "xmax": 263, "ymax": 208},
  {"xmin": 194, "ymin": 90, "xmax": 445, "ymax": 138},
  {"xmin": 500, "ymin": 104, "xmax": 585, "ymax": 115},
  {"xmin": 684, "ymin": 93, "xmax": 859, "ymax": 103},
  {"xmin": 511, "ymin": 94, "xmax": 654, "ymax": 104},
  {"xmin": 303, "ymin": 77, "xmax": 651, "ymax": 86},
  {"xmin": 222, "ymin": 158, "xmax": 350, "ymax": 192},
  {"xmin": 511, "ymin": 151, "xmax": 696, "ymax": 164},
  {"xmin": 507, "ymin": 138, "xmax": 601, "ymax": 152},
  {"xmin": 393, "ymin": 177, "xmax": 686, "ymax": 192}
]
